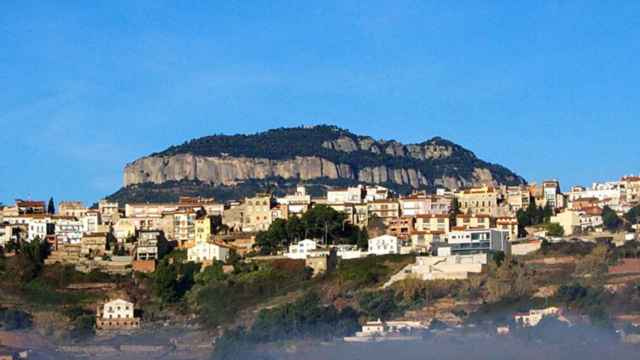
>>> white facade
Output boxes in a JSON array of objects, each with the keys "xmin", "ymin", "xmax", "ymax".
[
  {"xmin": 446, "ymin": 229, "xmax": 511, "ymax": 255},
  {"xmin": 82, "ymin": 211, "xmax": 100, "ymax": 234},
  {"xmin": 286, "ymin": 239, "xmax": 318, "ymax": 259},
  {"xmin": 27, "ymin": 218, "xmax": 49, "ymax": 241},
  {"xmin": 55, "ymin": 219, "xmax": 83, "ymax": 244},
  {"xmin": 102, "ymin": 299, "xmax": 135, "ymax": 320},
  {"xmin": 514, "ymin": 307, "xmax": 562, "ymax": 327},
  {"xmin": 368, "ymin": 235, "xmax": 400, "ymax": 256},
  {"xmin": 364, "ymin": 186, "xmax": 390, "ymax": 202},
  {"xmin": 187, "ymin": 242, "xmax": 230, "ymax": 263},
  {"xmin": 327, "ymin": 186, "xmax": 363, "ymax": 204}
]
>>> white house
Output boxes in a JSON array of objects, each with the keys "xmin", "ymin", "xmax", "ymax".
[
  {"xmin": 187, "ymin": 242, "xmax": 230, "ymax": 263},
  {"xmin": 96, "ymin": 298, "xmax": 140, "ymax": 330},
  {"xmin": 514, "ymin": 307, "xmax": 566, "ymax": 327},
  {"xmin": 101, "ymin": 298, "xmax": 135, "ymax": 320},
  {"xmin": 286, "ymin": 239, "xmax": 318, "ymax": 259},
  {"xmin": 368, "ymin": 235, "xmax": 400, "ymax": 256}
]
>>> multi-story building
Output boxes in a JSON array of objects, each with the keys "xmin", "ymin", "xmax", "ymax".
[
  {"xmin": 113, "ymin": 219, "xmax": 136, "ymax": 243},
  {"xmin": 82, "ymin": 210, "xmax": 101, "ymax": 234},
  {"xmin": 387, "ymin": 217, "xmax": 414, "ymax": 241},
  {"xmin": 136, "ymin": 230, "xmax": 167, "ymax": 260},
  {"xmin": 172, "ymin": 210, "xmax": 197, "ymax": 248},
  {"xmin": 187, "ymin": 242, "xmax": 230, "ymax": 264},
  {"xmin": 496, "ymin": 216, "xmax": 519, "ymax": 241},
  {"xmin": 399, "ymin": 194, "xmax": 451, "ymax": 217},
  {"xmin": 15, "ymin": 200, "xmax": 46, "ymax": 215},
  {"xmin": 456, "ymin": 186, "xmax": 499, "ymax": 216},
  {"xmin": 504, "ymin": 185, "xmax": 531, "ymax": 211},
  {"xmin": 445, "ymin": 229, "xmax": 511, "ymax": 256},
  {"xmin": 58, "ymin": 201, "xmax": 87, "ymax": 218},
  {"xmin": 622, "ymin": 176, "xmax": 640, "ymax": 204},
  {"xmin": 277, "ymin": 186, "xmax": 312, "ymax": 215},
  {"xmin": 195, "ymin": 215, "xmax": 212, "ymax": 244},
  {"xmin": 55, "ymin": 218, "xmax": 83, "ymax": 244},
  {"xmin": 455, "ymin": 214, "xmax": 492, "ymax": 230},
  {"xmin": 414, "ymin": 214, "xmax": 450, "ymax": 234},
  {"xmin": 96, "ymin": 298, "xmax": 140, "ymax": 330},
  {"xmin": 364, "ymin": 185, "xmax": 390, "ymax": 202},
  {"xmin": 367, "ymin": 199, "xmax": 400, "ymax": 223},
  {"xmin": 327, "ymin": 186, "xmax": 364, "ymax": 204},
  {"xmin": 542, "ymin": 180, "xmax": 562, "ymax": 210},
  {"xmin": 242, "ymin": 193, "xmax": 272, "ymax": 232},
  {"xmin": 98, "ymin": 200, "xmax": 120, "ymax": 224},
  {"xmin": 368, "ymin": 235, "xmax": 401, "ymax": 256}
]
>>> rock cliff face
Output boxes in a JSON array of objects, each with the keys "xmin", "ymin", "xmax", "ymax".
[{"xmin": 118, "ymin": 125, "xmax": 525, "ymax": 201}]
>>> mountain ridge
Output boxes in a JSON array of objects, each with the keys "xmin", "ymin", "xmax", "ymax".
[{"xmin": 111, "ymin": 125, "xmax": 525, "ymax": 203}]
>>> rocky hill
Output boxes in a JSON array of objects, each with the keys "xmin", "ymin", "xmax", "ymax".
[{"xmin": 110, "ymin": 125, "xmax": 525, "ymax": 203}]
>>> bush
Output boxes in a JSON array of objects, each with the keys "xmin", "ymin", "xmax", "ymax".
[
  {"xmin": 0, "ymin": 308, "xmax": 33, "ymax": 330},
  {"xmin": 358, "ymin": 290, "xmax": 400, "ymax": 320}
]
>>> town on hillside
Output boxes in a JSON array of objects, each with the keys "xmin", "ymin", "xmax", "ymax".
[{"xmin": 2, "ymin": 175, "xmax": 640, "ymax": 358}]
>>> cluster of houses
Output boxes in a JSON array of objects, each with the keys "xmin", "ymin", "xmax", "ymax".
[{"xmin": 0, "ymin": 175, "xmax": 639, "ymax": 276}]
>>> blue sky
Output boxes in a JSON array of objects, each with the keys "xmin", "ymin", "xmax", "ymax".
[{"xmin": 1, "ymin": 1, "xmax": 639, "ymax": 204}]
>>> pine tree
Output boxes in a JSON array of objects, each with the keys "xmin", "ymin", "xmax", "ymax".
[{"xmin": 47, "ymin": 197, "xmax": 55, "ymax": 214}]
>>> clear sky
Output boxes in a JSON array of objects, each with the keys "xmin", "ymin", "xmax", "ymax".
[{"xmin": 1, "ymin": 1, "xmax": 639, "ymax": 205}]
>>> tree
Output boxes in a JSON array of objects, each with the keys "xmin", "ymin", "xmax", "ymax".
[
  {"xmin": 47, "ymin": 197, "xmax": 55, "ymax": 214},
  {"xmin": 602, "ymin": 206, "xmax": 622, "ymax": 231},
  {"xmin": 301, "ymin": 205, "xmax": 347, "ymax": 244},
  {"xmin": 574, "ymin": 244, "xmax": 611, "ymax": 285},
  {"xmin": 545, "ymin": 223, "xmax": 565, "ymax": 237},
  {"xmin": 449, "ymin": 198, "xmax": 461, "ymax": 227},
  {"xmin": 624, "ymin": 206, "xmax": 640, "ymax": 230},
  {"xmin": 542, "ymin": 204, "xmax": 554, "ymax": 223},
  {"xmin": 285, "ymin": 215, "xmax": 305, "ymax": 242}
]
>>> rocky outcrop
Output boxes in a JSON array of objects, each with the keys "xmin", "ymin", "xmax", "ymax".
[
  {"xmin": 118, "ymin": 125, "xmax": 526, "ymax": 200},
  {"xmin": 322, "ymin": 135, "xmax": 458, "ymax": 160},
  {"xmin": 124, "ymin": 154, "xmax": 506, "ymax": 190}
]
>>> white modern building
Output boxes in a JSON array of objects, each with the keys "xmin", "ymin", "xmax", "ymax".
[
  {"xmin": 445, "ymin": 229, "xmax": 511, "ymax": 256},
  {"xmin": 286, "ymin": 239, "xmax": 318, "ymax": 259},
  {"xmin": 368, "ymin": 235, "xmax": 401, "ymax": 256},
  {"xmin": 187, "ymin": 242, "xmax": 230, "ymax": 263}
]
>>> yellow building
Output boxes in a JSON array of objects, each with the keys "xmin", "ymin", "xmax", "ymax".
[
  {"xmin": 455, "ymin": 214, "xmax": 492, "ymax": 230},
  {"xmin": 414, "ymin": 214, "xmax": 450, "ymax": 234},
  {"xmin": 456, "ymin": 186, "xmax": 499, "ymax": 216},
  {"xmin": 195, "ymin": 216, "xmax": 212, "ymax": 244}
]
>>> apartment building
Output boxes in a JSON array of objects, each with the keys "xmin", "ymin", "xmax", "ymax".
[
  {"xmin": 414, "ymin": 214, "xmax": 450, "ymax": 233},
  {"xmin": 242, "ymin": 193, "xmax": 272, "ymax": 232},
  {"xmin": 58, "ymin": 201, "xmax": 87, "ymax": 218},
  {"xmin": 327, "ymin": 186, "xmax": 364, "ymax": 204},
  {"xmin": 496, "ymin": 217, "xmax": 519, "ymax": 241},
  {"xmin": 456, "ymin": 186, "xmax": 499, "ymax": 216},
  {"xmin": 387, "ymin": 217, "xmax": 414, "ymax": 240},
  {"xmin": 136, "ymin": 230, "xmax": 167, "ymax": 260},
  {"xmin": 367, "ymin": 199, "xmax": 400, "ymax": 223},
  {"xmin": 455, "ymin": 214, "xmax": 492, "ymax": 230},
  {"xmin": 399, "ymin": 193, "xmax": 451, "ymax": 217}
]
